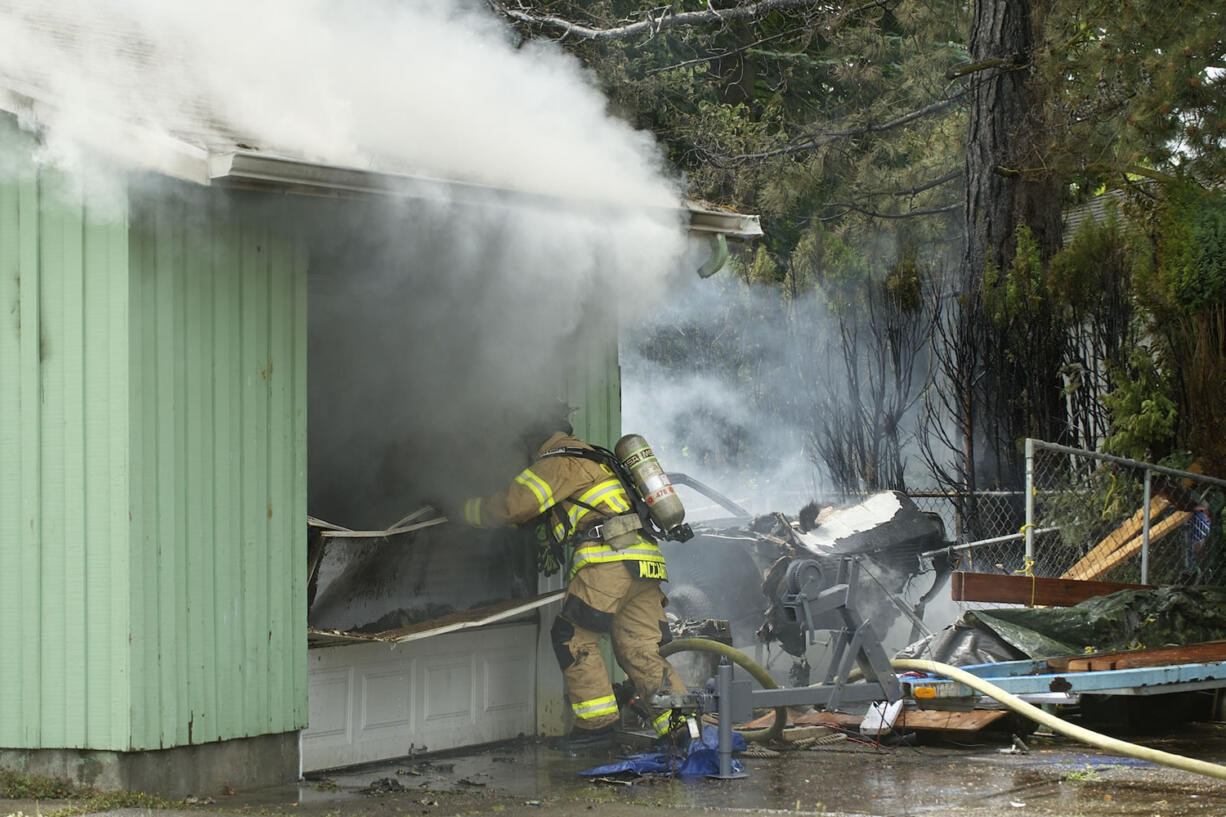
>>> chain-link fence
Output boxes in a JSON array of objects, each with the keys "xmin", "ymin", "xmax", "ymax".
[
  {"xmin": 809, "ymin": 447, "xmax": 1226, "ymax": 590},
  {"xmin": 1021, "ymin": 440, "xmax": 1226, "ymax": 587}
]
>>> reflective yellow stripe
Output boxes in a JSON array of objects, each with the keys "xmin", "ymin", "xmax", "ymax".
[
  {"xmin": 571, "ymin": 695, "xmax": 618, "ymax": 720},
  {"xmin": 571, "ymin": 479, "xmax": 630, "ymax": 523},
  {"xmin": 515, "ymin": 467, "xmax": 554, "ymax": 514},
  {"xmin": 569, "ymin": 540, "xmax": 667, "ymax": 579},
  {"xmin": 652, "ymin": 710, "xmax": 672, "ymax": 736},
  {"xmin": 550, "ymin": 478, "xmax": 632, "ymax": 541},
  {"xmin": 464, "ymin": 497, "xmax": 483, "ymax": 527}
]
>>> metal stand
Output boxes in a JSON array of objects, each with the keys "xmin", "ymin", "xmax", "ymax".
[{"xmin": 658, "ymin": 557, "xmax": 902, "ymax": 774}]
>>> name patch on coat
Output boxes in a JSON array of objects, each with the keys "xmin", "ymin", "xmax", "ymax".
[{"xmin": 637, "ymin": 561, "xmax": 666, "ymax": 580}]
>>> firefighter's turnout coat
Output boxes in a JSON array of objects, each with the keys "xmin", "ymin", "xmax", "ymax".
[{"xmin": 464, "ymin": 431, "xmax": 685, "ymax": 735}]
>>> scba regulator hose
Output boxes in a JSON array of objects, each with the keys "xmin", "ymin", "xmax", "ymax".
[{"xmin": 660, "ymin": 640, "xmax": 1226, "ymax": 780}]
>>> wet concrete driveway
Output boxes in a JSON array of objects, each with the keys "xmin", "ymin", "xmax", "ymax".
[
  {"xmin": 251, "ymin": 723, "xmax": 1226, "ymax": 817},
  {"xmin": 10, "ymin": 724, "xmax": 1226, "ymax": 817}
]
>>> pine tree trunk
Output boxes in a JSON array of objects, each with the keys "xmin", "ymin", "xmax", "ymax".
[{"xmin": 962, "ymin": 0, "xmax": 1067, "ymax": 489}]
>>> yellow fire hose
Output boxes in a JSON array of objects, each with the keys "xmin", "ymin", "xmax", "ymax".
[
  {"xmin": 661, "ymin": 639, "xmax": 1226, "ymax": 780},
  {"xmin": 893, "ymin": 658, "xmax": 1226, "ymax": 781},
  {"xmin": 660, "ymin": 638, "xmax": 786, "ymax": 743}
]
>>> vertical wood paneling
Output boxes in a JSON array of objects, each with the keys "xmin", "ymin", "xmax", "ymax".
[
  {"xmin": 2, "ymin": 127, "xmax": 305, "ymax": 753},
  {"xmin": 126, "ymin": 187, "xmax": 307, "ymax": 750},
  {"xmin": 565, "ymin": 299, "xmax": 621, "ymax": 449},
  {"xmin": 0, "ymin": 116, "xmax": 132, "ymax": 750},
  {"xmin": 290, "ymin": 233, "xmax": 309, "ymax": 728}
]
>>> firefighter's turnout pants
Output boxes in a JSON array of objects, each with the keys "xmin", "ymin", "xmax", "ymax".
[
  {"xmin": 464, "ymin": 431, "xmax": 684, "ymax": 735},
  {"xmin": 551, "ymin": 561, "xmax": 686, "ymax": 735}
]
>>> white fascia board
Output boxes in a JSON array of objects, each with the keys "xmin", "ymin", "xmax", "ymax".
[
  {"xmin": 211, "ymin": 150, "xmax": 763, "ymax": 240},
  {"xmin": 685, "ymin": 205, "xmax": 763, "ymax": 240},
  {"xmin": 0, "ymin": 86, "xmax": 210, "ymax": 184}
]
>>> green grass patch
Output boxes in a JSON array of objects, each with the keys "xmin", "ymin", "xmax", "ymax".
[{"xmin": 0, "ymin": 769, "xmax": 176, "ymax": 815}]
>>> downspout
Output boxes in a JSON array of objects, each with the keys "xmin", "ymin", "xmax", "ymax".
[{"xmin": 697, "ymin": 233, "xmax": 729, "ymax": 278}]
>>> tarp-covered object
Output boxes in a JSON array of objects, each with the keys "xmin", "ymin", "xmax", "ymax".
[
  {"xmin": 578, "ymin": 725, "xmax": 746, "ymax": 778},
  {"xmin": 896, "ymin": 620, "xmax": 1029, "ymax": 665},
  {"xmin": 974, "ymin": 586, "xmax": 1226, "ymax": 657},
  {"xmin": 902, "ymin": 586, "xmax": 1226, "ymax": 662}
]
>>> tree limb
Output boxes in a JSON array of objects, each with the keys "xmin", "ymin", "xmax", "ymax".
[
  {"xmin": 486, "ymin": 0, "xmax": 892, "ymax": 42},
  {"xmin": 891, "ymin": 169, "xmax": 963, "ymax": 197},
  {"xmin": 817, "ymin": 201, "xmax": 961, "ymax": 221},
  {"xmin": 944, "ymin": 55, "xmax": 1028, "ymax": 80},
  {"xmin": 643, "ymin": 24, "xmax": 808, "ymax": 76},
  {"xmin": 719, "ymin": 88, "xmax": 969, "ymax": 162}
]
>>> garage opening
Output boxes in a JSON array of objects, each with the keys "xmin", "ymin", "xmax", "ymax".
[{"xmin": 292, "ymin": 184, "xmax": 685, "ymax": 770}]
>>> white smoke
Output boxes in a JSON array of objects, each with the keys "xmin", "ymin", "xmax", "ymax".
[
  {"xmin": 0, "ymin": 0, "xmax": 700, "ymax": 629},
  {"xmin": 622, "ymin": 262, "xmax": 826, "ymax": 519},
  {"xmin": 0, "ymin": 0, "xmax": 680, "ymax": 211}
]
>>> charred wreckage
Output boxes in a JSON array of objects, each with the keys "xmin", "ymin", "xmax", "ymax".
[{"xmin": 660, "ymin": 477, "xmax": 952, "ymax": 683}]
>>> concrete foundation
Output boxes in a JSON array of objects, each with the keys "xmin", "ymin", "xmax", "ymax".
[{"xmin": 0, "ymin": 731, "xmax": 300, "ymax": 798}]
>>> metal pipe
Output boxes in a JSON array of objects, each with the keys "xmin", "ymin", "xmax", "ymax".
[
  {"xmin": 1027, "ymin": 439, "xmax": 1226, "ymax": 490},
  {"xmin": 1142, "ymin": 469, "xmax": 1152, "ymax": 584},
  {"xmin": 1025, "ymin": 438, "xmax": 1035, "ymax": 568},
  {"xmin": 921, "ymin": 527, "xmax": 1060, "ymax": 556},
  {"xmin": 717, "ymin": 659, "xmax": 734, "ymax": 778}
]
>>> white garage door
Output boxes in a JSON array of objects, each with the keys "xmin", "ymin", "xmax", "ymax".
[{"xmin": 302, "ymin": 622, "xmax": 538, "ymax": 772}]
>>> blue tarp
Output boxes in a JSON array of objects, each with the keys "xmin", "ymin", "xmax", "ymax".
[{"xmin": 578, "ymin": 725, "xmax": 747, "ymax": 778}]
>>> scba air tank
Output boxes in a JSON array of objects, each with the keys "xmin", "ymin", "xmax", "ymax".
[{"xmin": 614, "ymin": 434, "xmax": 686, "ymax": 535}]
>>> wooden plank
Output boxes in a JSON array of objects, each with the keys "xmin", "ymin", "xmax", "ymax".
[
  {"xmin": 951, "ymin": 571, "xmax": 1153, "ymax": 607},
  {"xmin": 307, "ymin": 515, "xmax": 351, "ymax": 532},
  {"xmin": 898, "ymin": 708, "xmax": 1008, "ymax": 732},
  {"xmin": 737, "ymin": 707, "xmax": 1006, "ymax": 733},
  {"xmin": 319, "ymin": 516, "xmax": 447, "ymax": 539},
  {"xmin": 1069, "ymin": 510, "xmax": 1191, "ymax": 580},
  {"xmin": 385, "ymin": 505, "xmax": 435, "ymax": 530},
  {"xmin": 306, "ymin": 590, "xmax": 565, "ymax": 647},
  {"xmin": 1062, "ymin": 497, "xmax": 1169, "ymax": 580},
  {"xmin": 1064, "ymin": 640, "xmax": 1226, "ymax": 672}
]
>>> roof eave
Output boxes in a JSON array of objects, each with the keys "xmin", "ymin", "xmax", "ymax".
[{"xmin": 210, "ymin": 150, "xmax": 763, "ymax": 240}]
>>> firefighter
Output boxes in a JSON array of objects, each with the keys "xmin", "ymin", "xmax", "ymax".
[{"xmin": 462, "ymin": 405, "xmax": 686, "ymax": 750}]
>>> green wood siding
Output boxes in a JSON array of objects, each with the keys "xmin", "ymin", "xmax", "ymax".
[
  {"xmin": 1, "ymin": 116, "xmax": 307, "ymax": 751},
  {"xmin": 127, "ymin": 187, "xmax": 308, "ymax": 749},
  {"xmin": 0, "ymin": 123, "xmax": 133, "ymax": 750},
  {"xmin": 565, "ymin": 301, "xmax": 621, "ymax": 449}
]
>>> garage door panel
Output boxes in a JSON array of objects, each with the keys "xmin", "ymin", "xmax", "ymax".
[
  {"xmin": 359, "ymin": 667, "xmax": 413, "ymax": 733},
  {"xmin": 302, "ymin": 623, "xmax": 536, "ymax": 772}
]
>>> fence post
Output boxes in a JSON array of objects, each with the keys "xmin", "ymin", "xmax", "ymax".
[
  {"xmin": 1025, "ymin": 438, "xmax": 1035, "ymax": 568},
  {"xmin": 1141, "ymin": 468, "xmax": 1152, "ymax": 584}
]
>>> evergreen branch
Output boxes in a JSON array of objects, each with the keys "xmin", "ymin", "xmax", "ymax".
[
  {"xmin": 1122, "ymin": 164, "xmax": 1178, "ymax": 184},
  {"xmin": 718, "ymin": 88, "xmax": 970, "ymax": 162},
  {"xmin": 891, "ymin": 169, "xmax": 962, "ymax": 197},
  {"xmin": 643, "ymin": 25, "xmax": 806, "ymax": 76},
  {"xmin": 817, "ymin": 201, "xmax": 961, "ymax": 221},
  {"xmin": 944, "ymin": 55, "xmax": 1028, "ymax": 80},
  {"xmin": 486, "ymin": 0, "xmax": 892, "ymax": 43}
]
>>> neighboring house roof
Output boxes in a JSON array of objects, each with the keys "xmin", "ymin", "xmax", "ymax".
[
  {"xmin": 0, "ymin": 2, "xmax": 762, "ymax": 240},
  {"xmin": 1063, "ymin": 189, "xmax": 1128, "ymax": 244}
]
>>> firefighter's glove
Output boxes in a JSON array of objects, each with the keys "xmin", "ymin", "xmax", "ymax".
[
  {"xmin": 534, "ymin": 523, "xmax": 561, "ymax": 576},
  {"xmin": 538, "ymin": 548, "xmax": 561, "ymax": 577}
]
